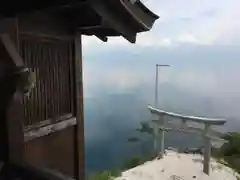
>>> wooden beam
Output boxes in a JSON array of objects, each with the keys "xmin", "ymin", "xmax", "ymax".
[
  {"xmin": 19, "ymin": 31, "xmax": 73, "ymax": 41},
  {"xmin": 18, "ymin": 13, "xmax": 73, "ymax": 39},
  {"xmin": 24, "ymin": 114, "xmax": 73, "ymax": 131},
  {"xmin": 95, "ymin": 35, "xmax": 108, "ymax": 42},
  {"xmin": 24, "ymin": 117, "xmax": 77, "ymax": 142},
  {"xmin": 90, "ymin": 0, "xmax": 137, "ymax": 43},
  {"xmin": 0, "ymin": 18, "xmax": 24, "ymax": 164},
  {"xmin": 73, "ymin": 33, "xmax": 85, "ymax": 180},
  {"xmin": 0, "ymin": 34, "xmax": 24, "ymax": 67}
]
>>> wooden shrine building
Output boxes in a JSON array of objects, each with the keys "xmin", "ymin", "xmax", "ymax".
[{"xmin": 0, "ymin": 0, "xmax": 158, "ymax": 179}]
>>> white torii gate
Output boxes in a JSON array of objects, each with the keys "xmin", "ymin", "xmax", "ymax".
[{"xmin": 148, "ymin": 105, "xmax": 226, "ymax": 175}]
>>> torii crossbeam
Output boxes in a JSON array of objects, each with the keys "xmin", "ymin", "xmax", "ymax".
[{"xmin": 148, "ymin": 105, "xmax": 226, "ymax": 175}]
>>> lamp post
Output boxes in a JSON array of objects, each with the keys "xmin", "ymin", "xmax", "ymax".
[
  {"xmin": 153, "ymin": 64, "xmax": 170, "ymax": 156},
  {"xmin": 154, "ymin": 64, "xmax": 170, "ymax": 108}
]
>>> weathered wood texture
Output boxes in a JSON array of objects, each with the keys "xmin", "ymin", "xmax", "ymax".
[
  {"xmin": 18, "ymin": 33, "xmax": 78, "ymax": 178},
  {"xmin": 16, "ymin": 16, "xmax": 81, "ymax": 178},
  {"xmin": 24, "ymin": 117, "xmax": 76, "ymax": 142},
  {"xmin": 19, "ymin": 35, "xmax": 74, "ymax": 126},
  {"xmin": 0, "ymin": 18, "xmax": 24, "ymax": 164},
  {"xmin": 18, "ymin": 13, "xmax": 73, "ymax": 40},
  {"xmin": 73, "ymin": 34, "xmax": 85, "ymax": 180},
  {"xmin": 24, "ymin": 126, "xmax": 75, "ymax": 177},
  {"xmin": 0, "ymin": 15, "xmax": 85, "ymax": 180}
]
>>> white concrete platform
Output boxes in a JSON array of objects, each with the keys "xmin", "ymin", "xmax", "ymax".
[{"xmin": 115, "ymin": 150, "xmax": 239, "ymax": 180}]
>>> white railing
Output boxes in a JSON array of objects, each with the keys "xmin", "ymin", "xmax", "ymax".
[{"xmin": 148, "ymin": 105, "xmax": 226, "ymax": 175}]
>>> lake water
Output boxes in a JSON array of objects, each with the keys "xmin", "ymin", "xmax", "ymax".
[
  {"xmin": 84, "ymin": 90, "xmax": 240, "ymax": 174},
  {"xmin": 82, "ymin": 42, "xmax": 240, "ymax": 175}
]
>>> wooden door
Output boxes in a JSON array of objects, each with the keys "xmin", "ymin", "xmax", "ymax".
[{"xmin": 19, "ymin": 35, "xmax": 77, "ymax": 177}]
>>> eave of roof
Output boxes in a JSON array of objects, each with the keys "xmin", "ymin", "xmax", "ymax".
[
  {"xmin": 0, "ymin": 0, "xmax": 159, "ymax": 43},
  {"xmin": 87, "ymin": 0, "xmax": 159, "ymax": 43}
]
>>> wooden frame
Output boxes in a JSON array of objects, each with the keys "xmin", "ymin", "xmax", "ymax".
[
  {"xmin": 73, "ymin": 34, "xmax": 85, "ymax": 180},
  {"xmin": 24, "ymin": 115, "xmax": 76, "ymax": 142},
  {"xmin": 0, "ymin": 19, "xmax": 25, "ymax": 164},
  {"xmin": 19, "ymin": 34, "xmax": 74, "ymax": 127},
  {"xmin": 0, "ymin": 17, "xmax": 84, "ymax": 179}
]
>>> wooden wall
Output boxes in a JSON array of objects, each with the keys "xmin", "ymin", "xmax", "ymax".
[
  {"xmin": 19, "ymin": 13, "xmax": 84, "ymax": 179},
  {"xmin": 0, "ymin": 12, "xmax": 85, "ymax": 180},
  {"xmin": 24, "ymin": 126, "xmax": 75, "ymax": 176}
]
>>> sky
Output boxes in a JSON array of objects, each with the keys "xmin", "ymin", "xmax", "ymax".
[
  {"xmin": 82, "ymin": 0, "xmax": 240, "ymax": 119},
  {"xmin": 83, "ymin": 1, "xmax": 240, "ymax": 172}
]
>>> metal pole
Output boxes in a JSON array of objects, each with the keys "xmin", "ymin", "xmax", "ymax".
[
  {"xmin": 153, "ymin": 64, "xmax": 170, "ymax": 157},
  {"xmin": 155, "ymin": 65, "xmax": 158, "ymax": 107},
  {"xmin": 154, "ymin": 64, "xmax": 170, "ymax": 108}
]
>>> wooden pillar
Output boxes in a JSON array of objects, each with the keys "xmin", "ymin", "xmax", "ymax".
[
  {"xmin": 73, "ymin": 33, "xmax": 85, "ymax": 180},
  {"xmin": 0, "ymin": 18, "xmax": 24, "ymax": 164},
  {"xmin": 203, "ymin": 124, "xmax": 211, "ymax": 175}
]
